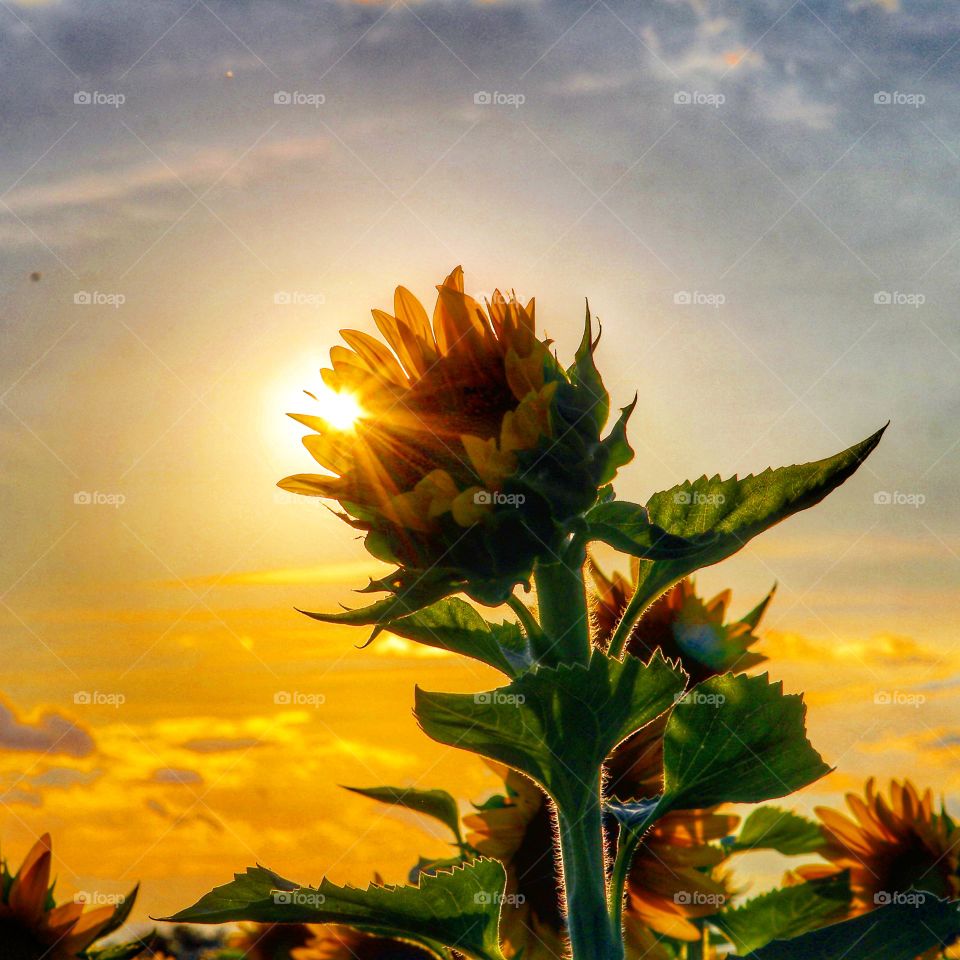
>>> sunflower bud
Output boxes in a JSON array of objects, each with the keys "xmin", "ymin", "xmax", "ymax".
[{"xmin": 280, "ymin": 267, "xmax": 633, "ymax": 616}]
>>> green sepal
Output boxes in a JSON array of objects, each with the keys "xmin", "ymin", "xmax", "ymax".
[
  {"xmin": 164, "ymin": 860, "xmax": 508, "ymax": 960},
  {"xmin": 343, "ymin": 784, "xmax": 463, "ymax": 845},
  {"xmin": 415, "ymin": 649, "xmax": 685, "ymax": 813},
  {"xmin": 567, "ymin": 303, "xmax": 610, "ymax": 432},
  {"xmin": 597, "ymin": 395, "xmax": 637, "ymax": 485}
]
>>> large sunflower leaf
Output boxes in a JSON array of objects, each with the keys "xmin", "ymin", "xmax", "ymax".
[
  {"xmin": 385, "ymin": 598, "xmax": 532, "ymax": 678},
  {"xmin": 165, "ymin": 860, "xmax": 507, "ymax": 960},
  {"xmin": 661, "ymin": 673, "xmax": 829, "ymax": 812},
  {"xmin": 743, "ymin": 896, "xmax": 960, "ymax": 959},
  {"xmin": 583, "ymin": 501, "xmax": 701, "ymax": 560},
  {"xmin": 415, "ymin": 650, "xmax": 685, "ymax": 813},
  {"xmin": 729, "ymin": 805, "xmax": 824, "ymax": 856},
  {"xmin": 713, "ymin": 872, "xmax": 850, "ymax": 953},
  {"xmin": 343, "ymin": 784, "xmax": 463, "ymax": 845},
  {"xmin": 608, "ymin": 427, "xmax": 885, "ymax": 656}
]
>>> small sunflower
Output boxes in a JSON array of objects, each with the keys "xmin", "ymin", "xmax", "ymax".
[
  {"xmin": 802, "ymin": 778, "xmax": 960, "ymax": 914},
  {"xmin": 0, "ymin": 834, "xmax": 138, "ymax": 960},
  {"xmin": 280, "ymin": 268, "xmax": 632, "ymax": 607},
  {"xmin": 589, "ymin": 560, "xmax": 774, "ymax": 799}
]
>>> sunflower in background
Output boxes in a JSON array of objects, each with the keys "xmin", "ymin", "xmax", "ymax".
[
  {"xmin": 798, "ymin": 779, "xmax": 960, "ymax": 913},
  {"xmin": 279, "ymin": 267, "xmax": 633, "ymax": 608},
  {"xmin": 0, "ymin": 833, "xmax": 140, "ymax": 960}
]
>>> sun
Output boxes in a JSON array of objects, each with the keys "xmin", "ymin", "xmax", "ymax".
[{"xmin": 312, "ymin": 383, "xmax": 364, "ymax": 431}]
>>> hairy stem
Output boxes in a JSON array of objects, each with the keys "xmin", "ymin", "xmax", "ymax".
[
  {"xmin": 507, "ymin": 593, "xmax": 543, "ymax": 646},
  {"xmin": 557, "ymin": 790, "xmax": 624, "ymax": 960},
  {"xmin": 533, "ymin": 541, "xmax": 590, "ymax": 666}
]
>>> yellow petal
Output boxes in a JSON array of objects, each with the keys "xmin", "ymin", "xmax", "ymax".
[{"xmin": 340, "ymin": 329, "xmax": 408, "ymax": 387}]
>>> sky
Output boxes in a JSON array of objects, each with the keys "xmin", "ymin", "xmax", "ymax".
[{"xmin": 2, "ymin": 0, "xmax": 960, "ymax": 932}]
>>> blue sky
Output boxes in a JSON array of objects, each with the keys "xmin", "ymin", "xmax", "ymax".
[{"xmin": 2, "ymin": 0, "xmax": 960, "ymax": 925}]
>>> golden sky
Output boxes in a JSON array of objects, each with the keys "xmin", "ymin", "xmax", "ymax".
[{"xmin": 2, "ymin": 0, "xmax": 960, "ymax": 935}]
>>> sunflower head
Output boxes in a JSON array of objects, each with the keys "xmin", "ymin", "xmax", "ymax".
[
  {"xmin": 280, "ymin": 268, "xmax": 633, "ymax": 609},
  {"xmin": 0, "ymin": 834, "xmax": 138, "ymax": 960},
  {"xmin": 291, "ymin": 925, "xmax": 435, "ymax": 959},
  {"xmin": 801, "ymin": 778, "xmax": 960, "ymax": 914},
  {"xmin": 588, "ymin": 559, "xmax": 774, "ymax": 686}
]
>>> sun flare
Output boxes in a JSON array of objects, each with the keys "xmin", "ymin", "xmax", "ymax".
[{"xmin": 311, "ymin": 384, "xmax": 364, "ymax": 431}]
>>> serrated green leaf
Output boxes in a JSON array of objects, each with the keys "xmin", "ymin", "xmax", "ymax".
[
  {"xmin": 713, "ymin": 873, "xmax": 850, "ymax": 952},
  {"xmin": 415, "ymin": 650, "xmax": 685, "ymax": 813},
  {"xmin": 386, "ymin": 598, "xmax": 532, "ymax": 678},
  {"xmin": 662, "ymin": 673, "xmax": 830, "ymax": 812},
  {"xmin": 344, "ymin": 785, "xmax": 463, "ymax": 845},
  {"xmin": 608, "ymin": 428, "xmax": 885, "ymax": 658},
  {"xmin": 730, "ymin": 805, "xmax": 824, "ymax": 856},
  {"xmin": 165, "ymin": 860, "xmax": 507, "ymax": 960},
  {"xmin": 743, "ymin": 896, "xmax": 960, "ymax": 960},
  {"xmin": 583, "ymin": 501, "xmax": 700, "ymax": 560}
]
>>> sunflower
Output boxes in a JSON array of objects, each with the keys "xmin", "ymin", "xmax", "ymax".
[
  {"xmin": 226, "ymin": 922, "xmax": 313, "ymax": 959},
  {"xmin": 801, "ymin": 778, "xmax": 960, "ymax": 914},
  {"xmin": 0, "ymin": 834, "xmax": 138, "ymax": 960},
  {"xmin": 589, "ymin": 560, "xmax": 774, "ymax": 799},
  {"xmin": 291, "ymin": 925, "xmax": 435, "ymax": 959},
  {"xmin": 280, "ymin": 267, "xmax": 631, "ymax": 607}
]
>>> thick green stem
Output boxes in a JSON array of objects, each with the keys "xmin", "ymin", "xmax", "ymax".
[
  {"xmin": 557, "ymin": 792, "xmax": 624, "ymax": 960},
  {"xmin": 607, "ymin": 562, "xmax": 674, "ymax": 660},
  {"xmin": 533, "ymin": 544, "xmax": 590, "ymax": 666}
]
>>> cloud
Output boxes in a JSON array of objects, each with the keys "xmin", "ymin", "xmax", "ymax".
[
  {"xmin": 0, "ymin": 697, "xmax": 94, "ymax": 757},
  {"xmin": 150, "ymin": 766, "xmax": 204, "ymax": 785},
  {"xmin": 180, "ymin": 736, "xmax": 264, "ymax": 754}
]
